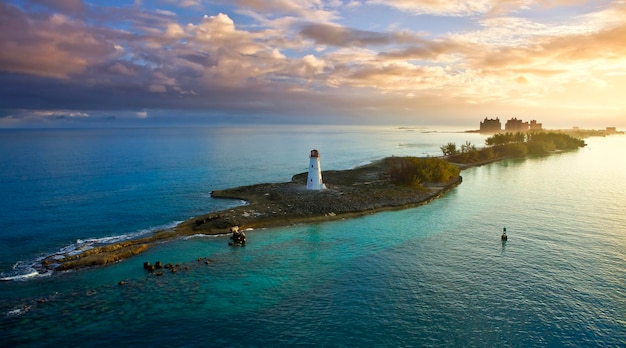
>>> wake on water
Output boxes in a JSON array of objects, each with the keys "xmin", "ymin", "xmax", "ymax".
[{"xmin": 0, "ymin": 221, "xmax": 182, "ymax": 281}]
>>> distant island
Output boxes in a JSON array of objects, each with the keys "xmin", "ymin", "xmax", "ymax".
[{"xmin": 39, "ymin": 131, "xmax": 590, "ymax": 273}]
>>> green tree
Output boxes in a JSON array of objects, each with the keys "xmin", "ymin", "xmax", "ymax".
[
  {"xmin": 388, "ymin": 157, "xmax": 460, "ymax": 187},
  {"xmin": 440, "ymin": 142, "xmax": 458, "ymax": 156},
  {"xmin": 479, "ymin": 147, "xmax": 495, "ymax": 161},
  {"xmin": 513, "ymin": 132, "xmax": 526, "ymax": 143},
  {"xmin": 460, "ymin": 141, "xmax": 476, "ymax": 153}
]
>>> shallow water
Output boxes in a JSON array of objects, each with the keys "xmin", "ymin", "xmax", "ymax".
[{"xmin": 1, "ymin": 127, "xmax": 624, "ymax": 346}]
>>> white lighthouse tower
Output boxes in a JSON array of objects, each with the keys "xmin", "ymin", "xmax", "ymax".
[{"xmin": 306, "ymin": 149, "xmax": 326, "ymax": 190}]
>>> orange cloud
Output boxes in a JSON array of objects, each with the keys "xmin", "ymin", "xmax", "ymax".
[{"xmin": 1, "ymin": 0, "xmax": 625, "ymax": 127}]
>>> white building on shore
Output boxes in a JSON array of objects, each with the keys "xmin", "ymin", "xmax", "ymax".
[{"xmin": 306, "ymin": 149, "xmax": 326, "ymax": 190}]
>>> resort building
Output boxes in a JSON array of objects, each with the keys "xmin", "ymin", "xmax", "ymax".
[
  {"xmin": 480, "ymin": 117, "xmax": 543, "ymax": 133},
  {"xmin": 479, "ymin": 118, "xmax": 502, "ymax": 133},
  {"xmin": 529, "ymin": 120, "xmax": 543, "ymax": 131},
  {"xmin": 505, "ymin": 118, "xmax": 530, "ymax": 132}
]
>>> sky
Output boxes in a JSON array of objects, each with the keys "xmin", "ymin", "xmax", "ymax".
[{"xmin": 0, "ymin": 0, "xmax": 625, "ymax": 128}]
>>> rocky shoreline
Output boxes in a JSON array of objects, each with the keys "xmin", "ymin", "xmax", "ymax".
[{"xmin": 40, "ymin": 158, "xmax": 462, "ymax": 272}]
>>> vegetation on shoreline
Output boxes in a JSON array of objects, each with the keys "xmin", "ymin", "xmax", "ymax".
[
  {"xmin": 441, "ymin": 131, "xmax": 586, "ymax": 165},
  {"xmin": 387, "ymin": 156, "xmax": 460, "ymax": 187}
]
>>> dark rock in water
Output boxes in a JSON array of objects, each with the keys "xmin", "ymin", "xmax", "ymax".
[
  {"xmin": 155, "ymin": 271, "xmax": 163, "ymax": 276},
  {"xmin": 229, "ymin": 226, "xmax": 246, "ymax": 246},
  {"xmin": 155, "ymin": 261, "xmax": 163, "ymax": 269},
  {"xmin": 164, "ymin": 263, "xmax": 173, "ymax": 269},
  {"xmin": 143, "ymin": 262, "xmax": 152, "ymax": 270},
  {"xmin": 118, "ymin": 280, "xmax": 126, "ymax": 286}
]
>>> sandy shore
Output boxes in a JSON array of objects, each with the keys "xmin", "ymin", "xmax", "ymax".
[{"xmin": 41, "ymin": 158, "xmax": 462, "ymax": 272}]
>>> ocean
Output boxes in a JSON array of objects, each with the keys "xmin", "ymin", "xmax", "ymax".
[{"xmin": 1, "ymin": 126, "xmax": 624, "ymax": 347}]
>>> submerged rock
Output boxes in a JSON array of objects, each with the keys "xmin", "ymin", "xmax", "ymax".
[{"xmin": 228, "ymin": 226, "xmax": 246, "ymax": 246}]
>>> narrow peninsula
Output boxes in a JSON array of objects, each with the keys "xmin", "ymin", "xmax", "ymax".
[
  {"xmin": 40, "ymin": 130, "xmax": 590, "ymax": 273},
  {"xmin": 42, "ymin": 156, "xmax": 461, "ymax": 272},
  {"xmin": 181, "ymin": 156, "xmax": 461, "ymax": 235}
]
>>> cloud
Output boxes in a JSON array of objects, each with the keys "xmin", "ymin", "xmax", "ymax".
[
  {"xmin": 515, "ymin": 76, "xmax": 529, "ymax": 84},
  {"xmin": 227, "ymin": 0, "xmax": 339, "ymax": 21},
  {"xmin": 36, "ymin": 110, "xmax": 89, "ymax": 118},
  {"xmin": 109, "ymin": 63, "xmax": 136, "ymax": 76},
  {"xmin": 367, "ymin": 0, "xmax": 596, "ymax": 17},
  {"xmin": 1, "ymin": 0, "xmax": 625, "ymax": 127},
  {"xmin": 0, "ymin": 3, "xmax": 117, "ymax": 78},
  {"xmin": 367, "ymin": 0, "xmax": 498, "ymax": 16},
  {"xmin": 472, "ymin": 21, "xmax": 626, "ymax": 74},
  {"xmin": 300, "ymin": 23, "xmax": 393, "ymax": 47},
  {"xmin": 148, "ymin": 84, "xmax": 167, "ymax": 93}
]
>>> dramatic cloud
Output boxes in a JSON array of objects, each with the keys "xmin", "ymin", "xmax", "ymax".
[
  {"xmin": 0, "ymin": 3, "xmax": 117, "ymax": 78},
  {"xmin": 0, "ymin": 0, "xmax": 625, "ymax": 128},
  {"xmin": 367, "ymin": 0, "xmax": 592, "ymax": 16},
  {"xmin": 300, "ymin": 23, "xmax": 394, "ymax": 47},
  {"xmin": 367, "ymin": 0, "xmax": 496, "ymax": 16}
]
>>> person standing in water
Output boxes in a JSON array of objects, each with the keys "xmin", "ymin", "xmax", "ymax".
[{"xmin": 501, "ymin": 227, "xmax": 508, "ymax": 241}]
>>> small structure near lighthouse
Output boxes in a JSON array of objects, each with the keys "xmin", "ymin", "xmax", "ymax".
[{"xmin": 306, "ymin": 149, "xmax": 326, "ymax": 190}]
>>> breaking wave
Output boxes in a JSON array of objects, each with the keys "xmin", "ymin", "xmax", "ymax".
[{"xmin": 0, "ymin": 221, "xmax": 181, "ymax": 282}]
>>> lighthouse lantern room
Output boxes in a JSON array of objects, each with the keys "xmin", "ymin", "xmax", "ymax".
[{"xmin": 306, "ymin": 149, "xmax": 326, "ymax": 190}]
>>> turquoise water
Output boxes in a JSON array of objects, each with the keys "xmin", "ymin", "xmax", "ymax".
[{"xmin": 1, "ymin": 126, "xmax": 624, "ymax": 346}]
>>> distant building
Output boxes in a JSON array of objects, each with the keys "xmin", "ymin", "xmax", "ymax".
[
  {"xmin": 606, "ymin": 127, "xmax": 617, "ymax": 134},
  {"xmin": 480, "ymin": 117, "xmax": 543, "ymax": 133},
  {"xmin": 529, "ymin": 120, "xmax": 543, "ymax": 131},
  {"xmin": 505, "ymin": 118, "xmax": 529, "ymax": 132},
  {"xmin": 479, "ymin": 117, "xmax": 501, "ymax": 133}
]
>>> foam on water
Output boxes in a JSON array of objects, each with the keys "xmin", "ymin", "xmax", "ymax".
[
  {"xmin": 0, "ymin": 270, "xmax": 42, "ymax": 282},
  {"xmin": 182, "ymin": 233, "xmax": 229, "ymax": 240},
  {"xmin": 0, "ymin": 221, "xmax": 182, "ymax": 281}
]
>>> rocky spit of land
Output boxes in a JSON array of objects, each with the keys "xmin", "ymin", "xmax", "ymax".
[{"xmin": 40, "ymin": 158, "xmax": 462, "ymax": 272}]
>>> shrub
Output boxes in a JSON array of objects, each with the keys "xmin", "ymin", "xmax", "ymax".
[
  {"xmin": 478, "ymin": 147, "xmax": 495, "ymax": 161},
  {"xmin": 527, "ymin": 140, "xmax": 555, "ymax": 154},
  {"xmin": 499, "ymin": 143, "xmax": 528, "ymax": 157},
  {"xmin": 388, "ymin": 157, "xmax": 460, "ymax": 186},
  {"xmin": 440, "ymin": 142, "xmax": 458, "ymax": 156}
]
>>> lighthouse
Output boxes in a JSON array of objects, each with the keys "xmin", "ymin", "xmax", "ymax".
[{"xmin": 306, "ymin": 149, "xmax": 326, "ymax": 190}]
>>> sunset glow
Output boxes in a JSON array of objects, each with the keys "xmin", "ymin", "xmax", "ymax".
[{"xmin": 1, "ymin": 0, "xmax": 625, "ymax": 128}]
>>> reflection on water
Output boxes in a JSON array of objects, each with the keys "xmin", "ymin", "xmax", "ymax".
[{"xmin": 1, "ymin": 130, "xmax": 625, "ymax": 347}]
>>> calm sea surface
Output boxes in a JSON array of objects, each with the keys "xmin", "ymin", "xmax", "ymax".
[{"xmin": 0, "ymin": 126, "xmax": 624, "ymax": 347}]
